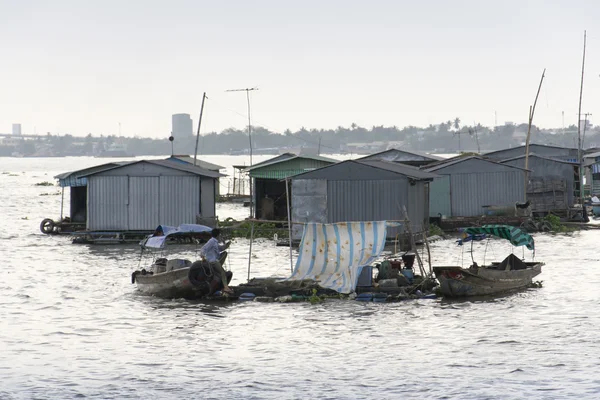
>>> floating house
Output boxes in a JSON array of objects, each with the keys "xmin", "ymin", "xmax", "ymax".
[
  {"xmin": 483, "ymin": 144, "xmax": 579, "ymax": 163},
  {"xmin": 583, "ymin": 151, "xmax": 600, "ymax": 195},
  {"xmin": 423, "ymin": 156, "xmax": 527, "ymax": 218},
  {"xmin": 245, "ymin": 153, "xmax": 338, "ymax": 220},
  {"xmin": 289, "ymin": 160, "xmax": 439, "ymax": 240},
  {"xmin": 357, "ymin": 148, "xmax": 442, "ymax": 167},
  {"xmin": 500, "ymin": 153, "xmax": 578, "ymax": 215},
  {"xmin": 56, "ymin": 158, "xmax": 225, "ymax": 232}
]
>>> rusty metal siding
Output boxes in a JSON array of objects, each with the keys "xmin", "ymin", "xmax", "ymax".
[
  {"xmin": 449, "ymin": 171, "xmax": 525, "ymax": 217},
  {"xmin": 87, "ymin": 176, "xmax": 129, "ymax": 230},
  {"xmin": 128, "ymin": 177, "xmax": 160, "ymax": 230},
  {"xmin": 159, "ymin": 176, "xmax": 200, "ymax": 226},
  {"xmin": 326, "ymin": 179, "xmax": 414, "ymax": 237}
]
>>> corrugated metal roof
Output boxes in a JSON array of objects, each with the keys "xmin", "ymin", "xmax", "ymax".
[
  {"xmin": 54, "ymin": 162, "xmax": 130, "ymax": 187},
  {"xmin": 168, "ymin": 155, "xmax": 224, "ymax": 171},
  {"xmin": 245, "ymin": 153, "xmax": 338, "ymax": 172},
  {"xmin": 290, "ymin": 160, "xmax": 439, "ymax": 181},
  {"xmin": 252, "ymin": 169, "xmax": 319, "ymax": 179},
  {"xmin": 499, "ymin": 153, "xmax": 579, "ymax": 165},
  {"xmin": 484, "ymin": 143, "xmax": 578, "ymax": 157},
  {"xmin": 358, "ymin": 148, "xmax": 442, "ymax": 162},
  {"xmin": 424, "ymin": 156, "xmax": 529, "ymax": 172},
  {"xmin": 357, "ymin": 160, "xmax": 440, "ymax": 180},
  {"xmin": 78, "ymin": 159, "xmax": 226, "ymax": 179}
]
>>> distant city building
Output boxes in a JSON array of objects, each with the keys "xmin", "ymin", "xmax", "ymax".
[
  {"xmin": 12, "ymin": 123, "xmax": 22, "ymax": 135},
  {"xmin": 171, "ymin": 114, "xmax": 193, "ymax": 138}
]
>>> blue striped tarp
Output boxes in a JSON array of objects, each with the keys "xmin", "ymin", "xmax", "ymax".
[{"xmin": 288, "ymin": 221, "xmax": 396, "ymax": 293}]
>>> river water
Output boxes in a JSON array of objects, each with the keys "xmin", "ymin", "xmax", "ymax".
[{"xmin": 1, "ymin": 156, "xmax": 599, "ymax": 399}]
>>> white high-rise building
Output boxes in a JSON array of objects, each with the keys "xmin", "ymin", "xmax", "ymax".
[
  {"xmin": 12, "ymin": 123, "xmax": 22, "ymax": 136},
  {"xmin": 171, "ymin": 114, "xmax": 193, "ymax": 138}
]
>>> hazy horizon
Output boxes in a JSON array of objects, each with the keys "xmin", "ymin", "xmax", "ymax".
[{"xmin": 3, "ymin": 0, "xmax": 600, "ymax": 138}]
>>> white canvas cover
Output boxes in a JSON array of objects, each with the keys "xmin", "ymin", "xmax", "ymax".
[{"xmin": 288, "ymin": 221, "xmax": 396, "ymax": 293}]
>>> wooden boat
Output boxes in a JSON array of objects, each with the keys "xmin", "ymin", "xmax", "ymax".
[
  {"xmin": 132, "ymin": 224, "xmax": 232, "ymax": 299},
  {"xmin": 433, "ymin": 225, "xmax": 543, "ymax": 297}
]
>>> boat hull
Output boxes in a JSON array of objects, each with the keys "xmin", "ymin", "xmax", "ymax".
[
  {"xmin": 135, "ymin": 267, "xmax": 199, "ymax": 299},
  {"xmin": 133, "ymin": 252, "xmax": 229, "ymax": 299},
  {"xmin": 433, "ymin": 263, "xmax": 543, "ymax": 297}
]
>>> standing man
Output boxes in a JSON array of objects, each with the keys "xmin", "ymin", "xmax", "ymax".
[{"xmin": 200, "ymin": 228, "xmax": 233, "ymax": 294}]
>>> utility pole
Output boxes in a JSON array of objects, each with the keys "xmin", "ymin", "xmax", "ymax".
[
  {"xmin": 227, "ymin": 87, "xmax": 259, "ymax": 216},
  {"xmin": 582, "ymin": 112, "xmax": 592, "ymax": 149},
  {"xmin": 577, "ymin": 30, "xmax": 587, "ymax": 205},
  {"xmin": 193, "ymin": 92, "xmax": 207, "ymax": 166},
  {"xmin": 524, "ymin": 68, "xmax": 546, "ymax": 202}
]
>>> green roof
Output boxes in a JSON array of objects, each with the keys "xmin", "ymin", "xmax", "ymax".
[{"xmin": 247, "ymin": 154, "xmax": 337, "ymax": 179}]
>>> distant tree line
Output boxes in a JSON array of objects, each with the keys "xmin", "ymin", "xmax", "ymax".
[{"xmin": 3, "ymin": 119, "xmax": 600, "ymax": 157}]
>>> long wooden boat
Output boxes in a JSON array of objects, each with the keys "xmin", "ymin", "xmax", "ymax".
[
  {"xmin": 132, "ymin": 224, "xmax": 232, "ymax": 299},
  {"xmin": 433, "ymin": 225, "xmax": 543, "ymax": 298}
]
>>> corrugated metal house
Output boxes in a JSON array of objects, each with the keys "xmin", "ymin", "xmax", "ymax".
[
  {"xmin": 62, "ymin": 159, "xmax": 224, "ymax": 231},
  {"xmin": 289, "ymin": 160, "xmax": 439, "ymax": 240},
  {"xmin": 484, "ymin": 144, "xmax": 580, "ymax": 163},
  {"xmin": 245, "ymin": 153, "xmax": 338, "ymax": 220},
  {"xmin": 423, "ymin": 156, "xmax": 527, "ymax": 217},
  {"xmin": 500, "ymin": 153, "xmax": 578, "ymax": 214},
  {"xmin": 583, "ymin": 151, "xmax": 600, "ymax": 195},
  {"xmin": 358, "ymin": 148, "xmax": 442, "ymax": 167}
]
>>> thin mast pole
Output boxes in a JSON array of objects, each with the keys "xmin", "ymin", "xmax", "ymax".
[
  {"xmin": 285, "ymin": 178, "xmax": 293, "ymax": 273},
  {"xmin": 577, "ymin": 30, "xmax": 587, "ymax": 205},
  {"xmin": 246, "ymin": 89, "xmax": 254, "ymax": 218},
  {"xmin": 193, "ymin": 92, "xmax": 206, "ymax": 166},
  {"xmin": 524, "ymin": 68, "xmax": 546, "ymax": 201}
]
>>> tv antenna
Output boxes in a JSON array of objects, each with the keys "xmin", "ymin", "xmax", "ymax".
[
  {"xmin": 226, "ymin": 87, "xmax": 258, "ymax": 217},
  {"xmin": 226, "ymin": 87, "xmax": 258, "ymax": 166}
]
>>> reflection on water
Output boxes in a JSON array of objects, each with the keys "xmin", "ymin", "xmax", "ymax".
[{"xmin": 1, "ymin": 156, "xmax": 600, "ymax": 399}]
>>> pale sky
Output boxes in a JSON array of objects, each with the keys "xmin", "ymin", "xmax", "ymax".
[{"xmin": 2, "ymin": 0, "xmax": 600, "ymax": 138}]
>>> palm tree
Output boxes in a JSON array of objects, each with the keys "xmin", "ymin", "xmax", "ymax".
[{"xmin": 453, "ymin": 118, "xmax": 461, "ymax": 131}]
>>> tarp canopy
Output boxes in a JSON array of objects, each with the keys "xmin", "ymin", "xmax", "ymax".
[
  {"xmin": 464, "ymin": 225, "xmax": 535, "ymax": 251},
  {"xmin": 287, "ymin": 221, "xmax": 398, "ymax": 293},
  {"xmin": 142, "ymin": 224, "xmax": 213, "ymax": 249}
]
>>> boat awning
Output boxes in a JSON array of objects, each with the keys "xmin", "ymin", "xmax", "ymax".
[
  {"xmin": 464, "ymin": 225, "xmax": 534, "ymax": 251},
  {"xmin": 142, "ymin": 224, "xmax": 213, "ymax": 249},
  {"xmin": 287, "ymin": 221, "xmax": 401, "ymax": 293}
]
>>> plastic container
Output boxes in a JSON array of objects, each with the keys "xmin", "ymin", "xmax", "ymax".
[
  {"xmin": 401, "ymin": 268, "xmax": 414, "ymax": 284},
  {"xmin": 239, "ymin": 293, "xmax": 256, "ymax": 301}
]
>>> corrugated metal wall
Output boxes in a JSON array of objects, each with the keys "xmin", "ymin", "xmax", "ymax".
[
  {"xmin": 291, "ymin": 179, "xmax": 327, "ymax": 240},
  {"xmin": 326, "ymin": 179, "xmax": 422, "ymax": 237},
  {"xmin": 88, "ymin": 176, "xmax": 129, "ymax": 230},
  {"xmin": 407, "ymin": 181, "xmax": 427, "ymax": 233},
  {"xmin": 200, "ymin": 178, "xmax": 216, "ymax": 217},
  {"xmin": 88, "ymin": 173, "xmax": 214, "ymax": 231},
  {"xmin": 128, "ymin": 177, "xmax": 159, "ymax": 230},
  {"xmin": 449, "ymin": 171, "xmax": 524, "ymax": 217},
  {"xmin": 160, "ymin": 176, "xmax": 200, "ymax": 226},
  {"xmin": 502, "ymin": 157, "xmax": 575, "ymax": 207},
  {"xmin": 429, "ymin": 175, "xmax": 452, "ymax": 217}
]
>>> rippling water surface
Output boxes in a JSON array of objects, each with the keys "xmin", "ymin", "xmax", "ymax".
[{"xmin": 1, "ymin": 156, "xmax": 600, "ymax": 399}]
